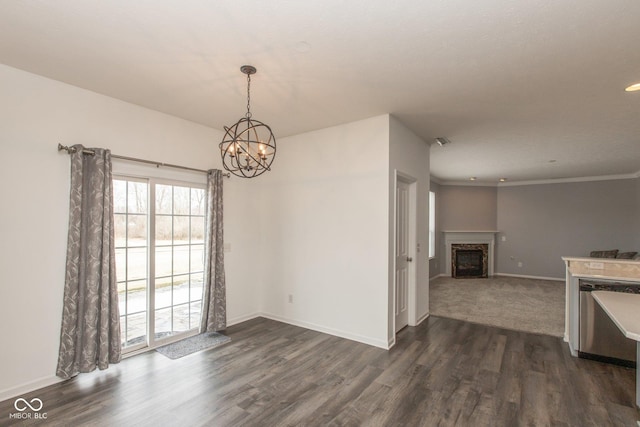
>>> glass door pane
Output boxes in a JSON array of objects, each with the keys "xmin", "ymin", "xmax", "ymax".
[
  {"xmin": 153, "ymin": 183, "xmax": 205, "ymax": 342},
  {"xmin": 114, "ymin": 179, "xmax": 149, "ymax": 351}
]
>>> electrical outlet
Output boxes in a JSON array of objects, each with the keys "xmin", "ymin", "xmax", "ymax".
[
  {"xmin": 501, "ymin": 235, "xmax": 507, "ymax": 242},
  {"xmin": 517, "ymin": 261, "xmax": 523, "ymax": 268},
  {"xmin": 288, "ymin": 294, "xmax": 293, "ymax": 303}
]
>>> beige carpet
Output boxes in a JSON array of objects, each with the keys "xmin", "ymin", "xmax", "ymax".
[{"xmin": 429, "ymin": 275, "xmax": 565, "ymax": 337}]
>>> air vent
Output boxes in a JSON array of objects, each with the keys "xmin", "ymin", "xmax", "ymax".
[{"xmin": 435, "ymin": 137, "xmax": 451, "ymax": 146}]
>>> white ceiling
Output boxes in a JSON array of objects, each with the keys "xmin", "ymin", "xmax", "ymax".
[{"xmin": 1, "ymin": 0, "xmax": 639, "ymax": 183}]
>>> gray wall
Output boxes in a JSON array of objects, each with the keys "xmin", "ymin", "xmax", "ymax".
[
  {"xmin": 431, "ymin": 184, "xmax": 497, "ymax": 275},
  {"xmin": 430, "ymin": 178, "xmax": 639, "ymax": 279},
  {"xmin": 496, "ymin": 179, "xmax": 639, "ymax": 279},
  {"xmin": 438, "ymin": 185, "xmax": 498, "ymax": 231}
]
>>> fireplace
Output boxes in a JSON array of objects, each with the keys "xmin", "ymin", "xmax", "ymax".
[
  {"xmin": 443, "ymin": 231, "xmax": 497, "ymax": 278},
  {"xmin": 451, "ymin": 244, "xmax": 488, "ymax": 278}
]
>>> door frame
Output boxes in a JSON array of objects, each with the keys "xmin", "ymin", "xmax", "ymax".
[{"xmin": 393, "ymin": 171, "xmax": 417, "ymax": 337}]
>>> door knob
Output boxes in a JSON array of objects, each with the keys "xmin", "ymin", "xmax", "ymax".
[{"xmin": 407, "ymin": 257, "xmax": 413, "ymax": 262}]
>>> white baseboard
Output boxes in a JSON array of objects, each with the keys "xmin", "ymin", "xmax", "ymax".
[
  {"xmin": 226, "ymin": 312, "xmax": 261, "ymax": 328},
  {"xmin": 0, "ymin": 375, "xmax": 64, "ymax": 403},
  {"xmin": 494, "ymin": 272, "xmax": 564, "ymax": 282},
  {"xmin": 415, "ymin": 312, "xmax": 430, "ymax": 326},
  {"xmin": 258, "ymin": 312, "xmax": 390, "ymax": 350}
]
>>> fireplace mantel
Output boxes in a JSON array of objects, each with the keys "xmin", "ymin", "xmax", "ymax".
[{"xmin": 443, "ymin": 231, "xmax": 498, "ymax": 277}]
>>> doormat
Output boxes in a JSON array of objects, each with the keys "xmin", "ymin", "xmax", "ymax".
[{"xmin": 156, "ymin": 332, "xmax": 231, "ymax": 359}]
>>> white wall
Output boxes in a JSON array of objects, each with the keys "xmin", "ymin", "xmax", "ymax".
[
  {"xmin": 0, "ymin": 64, "xmax": 261, "ymax": 399},
  {"xmin": 388, "ymin": 116, "xmax": 430, "ymax": 344},
  {"xmin": 0, "ymin": 65, "xmax": 430, "ymax": 399},
  {"xmin": 257, "ymin": 116, "xmax": 391, "ymax": 348}
]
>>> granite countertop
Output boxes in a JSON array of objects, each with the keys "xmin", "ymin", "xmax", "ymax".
[{"xmin": 592, "ymin": 291, "xmax": 640, "ymax": 342}]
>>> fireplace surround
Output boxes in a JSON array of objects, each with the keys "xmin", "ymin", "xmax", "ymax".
[{"xmin": 443, "ymin": 231, "xmax": 498, "ymax": 278}]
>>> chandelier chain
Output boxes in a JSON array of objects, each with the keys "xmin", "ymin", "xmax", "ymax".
[{"xmin": 246, "ymin": 73, "xmax": 252, "ymax": 119}]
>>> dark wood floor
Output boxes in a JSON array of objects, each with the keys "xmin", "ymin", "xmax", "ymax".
[{"xmin": 1, "ymin": 316, "xmax": 638, "ymax": 426}]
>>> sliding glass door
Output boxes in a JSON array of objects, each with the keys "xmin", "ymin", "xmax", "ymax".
[{"xmin": 114, "ymin": 177, "xmax": 205, "ymax": 353}]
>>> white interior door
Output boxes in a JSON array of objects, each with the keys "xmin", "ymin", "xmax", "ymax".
[{"xmin": 395, "ymin": 179, "xmax": 411, "ymax": 332}]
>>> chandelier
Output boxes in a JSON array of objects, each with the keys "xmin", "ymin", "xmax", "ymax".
[{"xmin": 219, "ymin": 65, "xmax": 276, "ymax": 178}]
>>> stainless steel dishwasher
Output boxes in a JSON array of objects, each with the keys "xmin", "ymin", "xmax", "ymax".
[{"xmin": 578, "ymin": 279, "xmax": 640, "ymax": 367}]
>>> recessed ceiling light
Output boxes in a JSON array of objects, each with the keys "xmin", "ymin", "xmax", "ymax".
[
  {"xmin": 625, "ymin": 82, "xmax": 640, "ymax": 92},
  {"xmin": 499, "ymin": 178, "xmax": 507, "ymax": 182},
  {"xmin": 469, "ymin": 177, "xmax": 477, "ymax": 181}
]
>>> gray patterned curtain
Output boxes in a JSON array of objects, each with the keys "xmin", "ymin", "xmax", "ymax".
[
  {"xmin": 200, "ymin": 169, "xmax": 227, "ymax": 332},
  {"xmin": 56, "ymin": 144, "xmax": 121, "ymax": 379}
]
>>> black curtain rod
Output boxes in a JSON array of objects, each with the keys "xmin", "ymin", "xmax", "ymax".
[{"xmin": 57, "ymin": 144, "xmax": 230, "ymax": 178}]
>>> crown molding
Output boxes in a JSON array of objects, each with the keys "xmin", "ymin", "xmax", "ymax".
[
  {"xmin": 431, "ymin": 171, "xmax": 640, "ymax": 187},
  {"xmin": 446, "ymin": 181, "xmax": 498, "ymax": 187},
  {"xmin": 497, "ymin": 172, "xmax": 639, "ymax": 187},
  {"xmin": 429, "ymin": 175, "xmax": 443, "ymax": 185}
]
